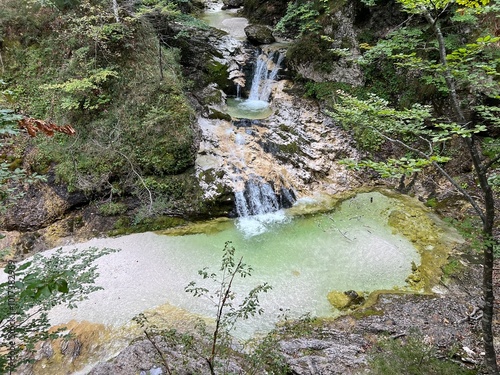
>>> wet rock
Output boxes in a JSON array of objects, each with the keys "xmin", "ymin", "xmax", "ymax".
[
  {"xmin": 207, "ymin": 108, "xmax": 232, "ymax": 121},
  {"xmin": 278, "ymin": 331, "xmax": 368, "ymax": 374},
  {"xmin": 222, "ymin": 0, "xmax": 243, "ymax": 9},
  {"xmin": 89, "ymin": 336, "xmax": 243, "ymax": 375},
  {"xmin": 328, "ymin": 290, "xmax": 365, "ymax": 310},
  {"xmin": 1, "ymin": 181, "xmax": 88, "ymax": 232},
  {"xmin": 244, "ymin": 24, "xmax": 276, "ymax": 45},
  {"xmin": 233, "ymin": 118, "xmax": 261, "ymax": 127},
  {"xmin": 279, "ymin": 187, "xmax": 296, "ymax": 208}
]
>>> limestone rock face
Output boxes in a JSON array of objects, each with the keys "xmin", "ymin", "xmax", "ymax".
[
  {"xmin": 244, "ymin": 24, "xmax": 276, "ymax": 45},
  {"xmin": 1, "ymin": 181, "xmax": 87, "ymax": 232},
  {"xmin": 285, "ymin": 0, "xmax": 407, "ymax": 86},
  {"xmin": 241, "ymin": 0, "xmax": 288, "ymax": 26}
]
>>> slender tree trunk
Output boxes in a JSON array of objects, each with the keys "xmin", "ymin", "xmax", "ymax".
[
  {"xmin": 112, "ymin": 0, "xmax": 120, "ymax": 23},
  {"xmin": 422, "ymin": 8, "xmax": 499, "ymax": 374},
  {"xmin": 158, "ymin": 38, "xmax": 164, "ymax": 81},
  {"xmin": 483, "ymin": 222, "xmax": 498, "ymax": 374}
]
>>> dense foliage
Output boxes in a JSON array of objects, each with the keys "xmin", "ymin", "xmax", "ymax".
[
  {"xmin": 0, "ymin": 246, "xmax": 116, "ymax": 372},
  {"xmin": 0, "ymin": 0, "xmax": 199, "ymax": 223}
]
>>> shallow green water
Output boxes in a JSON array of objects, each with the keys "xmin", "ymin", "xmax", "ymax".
[
  {"xmin": 44, "ymin": 192, "xmax": 429, "ymax": 339},
  {"xmin": 226, "ymin": 97, "xmax": 274, "ymax": 119}
]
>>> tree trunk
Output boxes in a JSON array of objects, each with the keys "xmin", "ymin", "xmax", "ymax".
[
  {"xmin": 423, "ymin": 8, "xmax": 499, "ymax": 374},
  {"xmin": 112, "ymin": 0, "xmax": 120, "ymax": 23}
]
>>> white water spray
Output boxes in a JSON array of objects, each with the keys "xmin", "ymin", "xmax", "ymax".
[{"xmin": 226, "ymin": 49, "xmax": 284, "ymax": 119}]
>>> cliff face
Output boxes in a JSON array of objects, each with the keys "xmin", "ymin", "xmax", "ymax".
[
  {"xmin": 241, "ymin": 0, "xmax": 289, "ymax": 25},
  {"xmin": 277, "ymin": 0, "xmax": 407, "ymax": 86}
]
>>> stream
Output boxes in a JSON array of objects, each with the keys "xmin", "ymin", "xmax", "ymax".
[{"xmin": 6, "ymin": 3, "xmax": 465, "ymax": 374}]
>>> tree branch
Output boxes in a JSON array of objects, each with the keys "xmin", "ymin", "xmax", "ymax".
[
  {"xmin": 115, "ymin": 150, "xmax": 153, "ymax": 214},
  {"xmin": 482, "ymin": 153, "xmax": 500, "ymax": 173},
  {"xmin": 372, "ymin": 128, "xmax": 486, "ymax": 222}
]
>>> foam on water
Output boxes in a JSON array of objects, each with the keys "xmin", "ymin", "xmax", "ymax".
[{"xmin": 235, "ymin": 209, "xmax": 290, "ymax": 238}]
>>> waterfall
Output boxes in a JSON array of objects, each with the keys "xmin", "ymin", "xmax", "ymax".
[
  {"xmin": 236, "ymin": 83, "xmax": 241, "ymax": 99},
  {"xmin": 233, "ymin": 178, "xmax": 295, "ymax": 237},
  {"xmin": 234, "ymin": 179, "xmax": 280, "ymax": 217},
  {"xmin": 226, "ymin": 49, "xmax": 294, "ymax": 233},
  {"xmin": 248, "ymin": 50, "xmax": 284, "ymax": 102},
  {"xmin": 226, "ymin": 49, "xmax": 284, "ymax": 120}
]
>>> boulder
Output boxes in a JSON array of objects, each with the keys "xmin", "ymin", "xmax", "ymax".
[
  {"xmin": 327, "ymin": 290, "xmax": 365, "ymax": 310},
  {"xmin": 244, "ymin": 24, "xmax": 276, "ymax": 45},
  {"xmin": 1, "ymin": 181, "xmax": 88, "ymax": 232},
  {"xmin": 222, "ymin": 0, "xmax": 243, "ymax": 9}
]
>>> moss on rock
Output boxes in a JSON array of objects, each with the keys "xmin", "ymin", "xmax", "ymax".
[
  {"xmin": 384, "ymin": 191, "xmax": 463, "ymax": 292},
  {"xmin": 328, "ymin": 290, "xmax": 365, "ymax": 310}
]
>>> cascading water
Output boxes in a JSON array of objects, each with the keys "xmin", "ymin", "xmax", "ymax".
[
  {"xmin": 233, "ymin": 176, "xmax": 296, "ymax": 238},
  {"xmin": 225, "ymin": 48, "xmax": 295, "ymax": 233},
  {"xmin": 235, "ymin": 179, "xmax": 280, "ymax": 217},
  {"xmin": 226, "ymin": 49, "xmax": 284, "ymax": 119},
  {"xmin": 248, "ymin": 50, "xmax": 285, "ymax": 102},
  {"xmin": 228, "ymin": 126, "xmax": 295, "ymax": 237}
]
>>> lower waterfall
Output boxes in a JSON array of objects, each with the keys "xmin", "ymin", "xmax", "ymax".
[{"xmin": 233, "ymin": 177, "xmax": 296, "ymax": 238}]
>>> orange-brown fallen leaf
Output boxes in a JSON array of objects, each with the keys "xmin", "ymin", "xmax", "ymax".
[{"xmin": 18, "ymin": 117, "xmax": 76, "ymax": 137}]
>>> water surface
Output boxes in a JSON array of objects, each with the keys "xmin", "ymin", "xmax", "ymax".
[{"xmin": 46, "ymin": 192, "xmax": 421, "ymax": 339}]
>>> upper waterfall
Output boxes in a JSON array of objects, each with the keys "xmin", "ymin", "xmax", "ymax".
[
  {"xmin": 248, "ymin": 50, "xmax": 285, "ymax": 102},
  {"xmin": 226, "ymin": 49, "xmax": 285, "ymax": 120}
]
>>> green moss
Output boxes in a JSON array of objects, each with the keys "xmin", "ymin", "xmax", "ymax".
[
  {"xmin": 7, "ymin": 158, "xmax": 23, "ymax": 171},
  {"xmin": 440, "ymin": 258, "xmax": 464, "ymax": 283},
  {"xmin": 287, "ymin": 33, "xmax": 339, "ymax": 73},
  {"xmin": 208, "ymin": 109, "xmax": 232, "ymax": 121},
  {"xmin": 425, "ymin": 197, "xmax": 438, "ymax": 208},
  {"xmin": 98, "ymin": 202, "xmax": 128, "ymax": 216},
  {"xmin": 206, "ymin": 60, "xmax": 231, "ymax": 91},
  {"xmin": 368, "ymin": 330, "xmax": 477, "ymax": 375},
  {"xmin": 327, "ymin": 290, "xmax": 365, "ymax": 310},
  {"xmin": 110, "ymin": 215, "xmax": 187, "ymax": 236},
  {"xmin": 383, "ymin": 191, "xmax": 463, "ymax": 292},
  {"xmin": 3, "ymin": 6, "xmax": 199, "ymax": 218},
  {"xmin": 158, "ymin": 217, "xmax": 233, "ymax": 236},
  {"xmin": 278, "ymin": 142, "xmax": 300, "ymax": 154}
]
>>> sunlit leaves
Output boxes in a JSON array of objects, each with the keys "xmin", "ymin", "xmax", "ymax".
[
  {"xmin": 41, "ymin": 68, "xmax": 119, "ymax": 111},
  {"xmin": 456, "ymin": 0, "xmax": 490, "ymax": 7},
  {"xmin": 431, "ymin": 122, "xmax": 488, "ymax": 142},
  {"xmin": 328, "ymin": 91, "xmax": 434, "ymax": 152},
  {"xmin": 340, "ymin": 156, "xmax": 450, "ymax": 179},
  {"xmin": 0, "ymin": 109, "xmax": 22, "ymax": 137},
  {"xmin": 396, "ymin": 0, "xmax": 453, "ymax": 13},
  {"xmin": 395, "ymin": 0, "xmax": 490, "ymax": 12},
  {"xmin": 0, "ymin": 247, "xmax": 119, "ymax": 372}
]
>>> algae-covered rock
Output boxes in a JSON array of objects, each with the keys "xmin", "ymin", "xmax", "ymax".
[
  {"xmin": 384, "ymin": 192, "xmax": 464, "ymax": 292},
  {"xmin": 328, "ymin": 290, "xmax": 365, "ymax": 310},
  {"xmin": 207, "ymin": 108, "xmax": 233, "ymax": 121},
  {"xmin": 388, "ymin": 209, "xmax": 438, "ymax": 246}
]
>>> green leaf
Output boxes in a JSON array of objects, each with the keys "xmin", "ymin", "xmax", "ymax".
[{"xmin": 55, "ymin": 279, "xmax": 69, "ymax": 293}]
